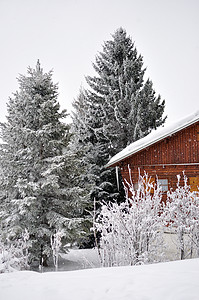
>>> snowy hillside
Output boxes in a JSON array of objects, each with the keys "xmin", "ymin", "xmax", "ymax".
[{"xmin": 0, "ymin": 258, "xmax": 199, "ymax": 300}]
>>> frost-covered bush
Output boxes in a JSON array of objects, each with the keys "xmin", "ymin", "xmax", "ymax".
[
  {"xmin": 51, "ymin": 229, "xmax": 65, "ymax": 271},
  {"xmin": 95, "ymin": 170, "xmax": 199, "ymax": 266},
  {"xmin": 95, "ymin": 173, "xmax": 165, "ymax": 267},
  {"xmin": 164, "ymin": 173, "xmax": 199, "ymax": 260},
  {"xmin": 0, "ymin": 229, "xmax": 30, "ymax": 273}
]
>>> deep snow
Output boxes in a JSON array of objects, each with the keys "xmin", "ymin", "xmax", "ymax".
[{"xmin": 0, "ymin": 252, "xmax": 199, "ymax": 300}]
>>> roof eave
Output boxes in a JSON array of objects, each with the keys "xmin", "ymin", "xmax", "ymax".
[{"xmin": 106, "ymin": 116, "xmax": 199, "ymax": 168}]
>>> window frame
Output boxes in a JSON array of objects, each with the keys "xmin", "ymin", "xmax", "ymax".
[{"xmin": 158, "ymin": 178, "xmax": 169, "ymax": 192}]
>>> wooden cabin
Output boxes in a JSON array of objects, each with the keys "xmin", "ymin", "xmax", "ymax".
[{"xmin": 106, "ymin": 111, "xmax": 199, "ymax": 199}]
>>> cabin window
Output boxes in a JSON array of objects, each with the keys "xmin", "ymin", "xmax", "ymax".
[
  {"xmin": 134, "ymin": 177, "xmax": 155, "ymax": 193},
  {"xmin": 158, "ymin": 179, "xmax": 169, "ymax": 192},
  {"xmin": 143, "ymin": 177, "xmax": 155, "ymax": 194},
  {"xmin": 134, "ymin": 182, "xmax": 138, "ymax": 191},
  {"xmin": 197, "ymin": 125, "xmax": 199, "ymax": 142},
  {"xmin": 189, "ymin": 177, "xmax": 199, "ymax": 192}
]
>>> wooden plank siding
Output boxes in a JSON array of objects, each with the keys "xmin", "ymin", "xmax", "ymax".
[
  {"xmin": 117, "ymin": 122, "xmax": 199, "ymax": 198},
  {"xmin": 119, "ymin": 122, "xmax": 199, "ymax": 167}
]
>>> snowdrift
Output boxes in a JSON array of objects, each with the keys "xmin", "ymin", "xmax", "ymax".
[{"xmin": 0, "ymin": 258, "xmax": 199, "ymax": 300}]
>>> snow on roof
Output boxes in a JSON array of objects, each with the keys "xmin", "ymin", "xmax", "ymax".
[{"xmin": 106, "ymin": 110, "xmax": 199, "ymax": 167}]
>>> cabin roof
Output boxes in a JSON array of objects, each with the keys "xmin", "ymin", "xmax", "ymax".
[{"xmin": 106, "ymin": 111, "xmax": 199, "ymax": 167}]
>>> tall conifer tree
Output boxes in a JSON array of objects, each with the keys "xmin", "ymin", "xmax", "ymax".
[
  {"xmin": 0, "ymin": 61, "xmax": 86, "ymax": 266},
  {"xmin": 72, "ymin": 28, "xmax": 166, "ymax": 206}
]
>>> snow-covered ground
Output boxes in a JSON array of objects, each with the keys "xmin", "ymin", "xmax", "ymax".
[
  {"xmin": 46, "ymin": 248, "xmax": 101, "ymax": 272},
  {"xmin": 0, "ymin": 249, "xmax": 199, "ymax": 300}
]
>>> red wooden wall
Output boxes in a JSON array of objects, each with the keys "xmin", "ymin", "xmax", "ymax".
[{"xmin": 117, "ymin": 122, "xmax": 199, "ymax": 195}]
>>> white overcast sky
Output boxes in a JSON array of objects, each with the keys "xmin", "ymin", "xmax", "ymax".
[{"xmin": 0, "ymin": 0, "xmax": 198, "ymax": 124}]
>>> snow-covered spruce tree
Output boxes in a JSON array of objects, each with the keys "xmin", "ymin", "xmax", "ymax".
[
  {"xmin": 72, "ymin": 28, "xmax": 166, "ymax": 208},
  {"xmin": 72, "ymin": 88, "xmax": 118, "ymax": 247},
  {"xmin": 86, "ymin": 28, "xmax": 166, "ymax": 150},
  {"xmin": 0, "ymin": 61, "xmax": 87, "ymax": 267},
  {"xmin": 72, "ymin": 88, "xmax": 123, "ymax": 204},
  {"xmin": 95, "ymin": 173, "xmax": 165, "ymax": 267}
]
